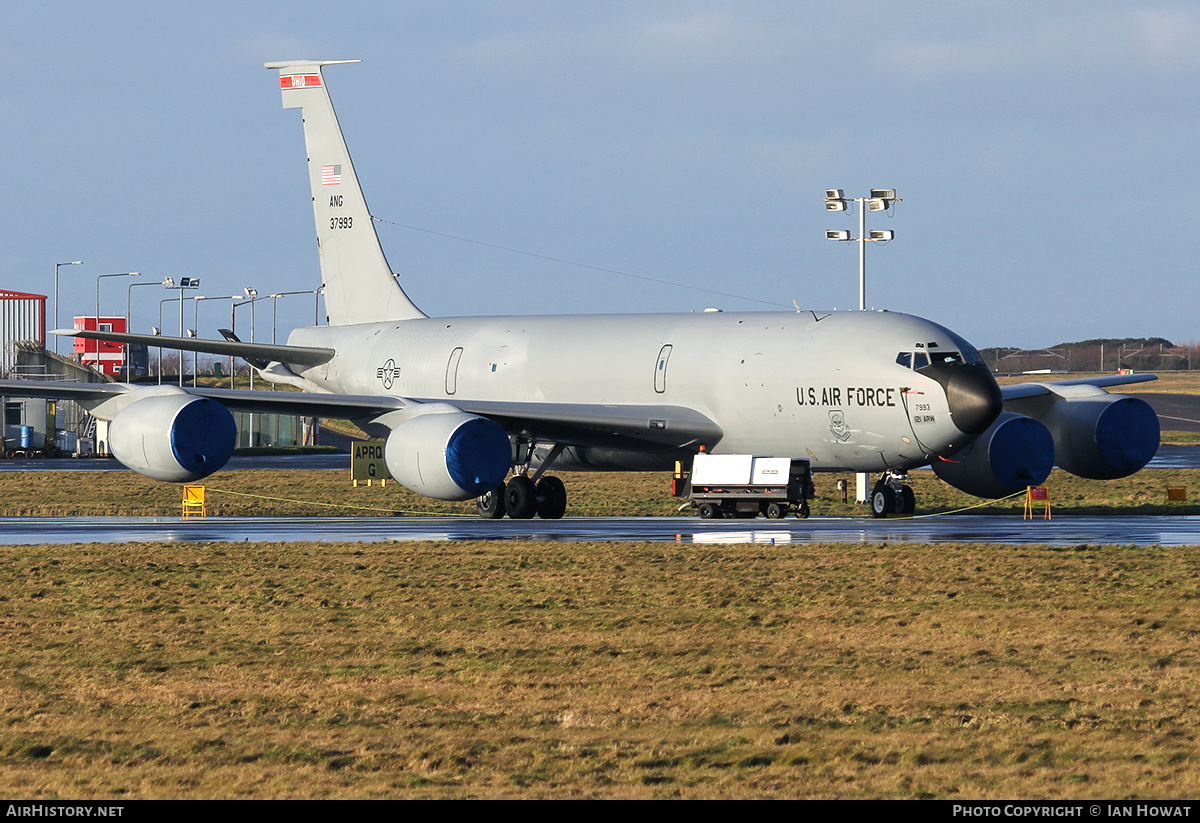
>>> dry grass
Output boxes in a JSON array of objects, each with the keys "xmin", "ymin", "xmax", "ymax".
[
  {"xmin": 0, "ymin": 539, "xmax": 1196, "ymax": 799},
  {"xmin": 0, "ymin": 465, "xmax": 1197, "ymax": 518}
]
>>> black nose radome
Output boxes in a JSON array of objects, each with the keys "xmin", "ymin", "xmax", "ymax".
[{"xmin": 919, "ymin": 361, "xmax": 1004, "ymax": 435}]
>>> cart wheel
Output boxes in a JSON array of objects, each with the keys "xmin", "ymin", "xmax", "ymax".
[
  {"xmin": 698, "ymin": 503, "xmax": 718, "ymax": 519},
  {"xmin": 765, "ymin": 502, "xmax": 787, "ymax": 519}
]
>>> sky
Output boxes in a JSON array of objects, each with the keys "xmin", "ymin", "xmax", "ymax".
[{"xmin": 3, "ymin": 1, "xmax": 1199, "ymax": 351}]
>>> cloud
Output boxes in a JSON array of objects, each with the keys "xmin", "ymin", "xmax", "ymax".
[
  {"xmin": 882, "ymin": 7, "xmax": 1200, "ymax": 82},
  {"xmin": 1131, "ymin": 8, "xmax": 1200, "ymax": 70}
]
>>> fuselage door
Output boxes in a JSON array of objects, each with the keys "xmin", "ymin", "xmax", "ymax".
[
  {"xmin": 654, "ymin": 344, "xmax": 672, "ymax": 394},
  {"xmin": 445, "ymin": 347, "xmax": 463, "ymax": 395}
]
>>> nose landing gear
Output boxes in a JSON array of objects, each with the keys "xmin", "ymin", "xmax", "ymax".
[{"xmin": 870, "ymin": 472, "xmax": 915, "ymax": 518}]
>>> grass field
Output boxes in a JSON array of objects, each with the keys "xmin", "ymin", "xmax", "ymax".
[
  {"xmin": 1, "ymin": 386, "xmax": 1194, "ymax": 799},
  {"xmin": 1, "ymin": 463, "xmax": 1197, "ymax": 518},
  {"xmin": 1, "ymin": 538, "xmax": 1196, "ymax": 799}
]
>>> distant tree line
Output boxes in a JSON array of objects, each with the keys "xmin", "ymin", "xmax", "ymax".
[{"xmin": 981, "ymin": 338, "xmax": 1196, "ymax": 373}]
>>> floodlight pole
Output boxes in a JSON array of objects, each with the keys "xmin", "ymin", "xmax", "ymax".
[
  {"xmin": 95, "ymin": 272, "xmax": 139, "ymax": 376},
  {"xmin": 127, "ymin": 280, "xmax": 160, "ymax": 379},
  {"xmin": 53, "ymin": 261, "xmax": 82, "ymax": 355},
  {"xmin": 824, "ymin": 189, "xmax": 901, "ymax": 504},
  {"xmin": 858, "ymin": 201, "xmax": 866, "ymax": 311}
]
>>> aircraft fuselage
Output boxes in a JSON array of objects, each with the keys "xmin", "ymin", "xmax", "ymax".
[{"xmin": 287, "ymin": 308, "xmax": 991, "ymax": 473}]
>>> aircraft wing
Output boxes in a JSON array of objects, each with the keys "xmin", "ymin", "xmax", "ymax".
[
  {"xmin": 0, "ymin": 379, "xmax": 404, "ymax": 419},
  {"xmin": 439, "ymin": 398, "xmax": 724, "ymax": 451},
  {"xmin": 0, "ymin": 379, "xmax": 127, "ymax": 404},
  {"xmin": 0, "ymin": 378, "xmax": 720, "ymax": 450},
  {"xmin": 55, "ymin": 329, "xmax": 335, "ymax": 367},
  {"xmin": 1001, "ymin": 373, "xmax": 1157, "ymax": 402}
]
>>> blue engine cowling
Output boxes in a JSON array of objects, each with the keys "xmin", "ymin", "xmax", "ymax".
[
  {"xmin": 108, "ymin": 390, "xmax": 237, "ymax": 482},
  {"xmin": 1037, "ymin": 394, "xmax": 1159, "ymax": 480},
  {"xmin": 932, "ymin": 412, "xmax": 1055, "ymax": 499},
  {"xmin": 384, "ymin": 409, "xmax": 511, "ymax": 500}
]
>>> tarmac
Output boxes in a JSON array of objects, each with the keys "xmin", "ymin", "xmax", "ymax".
[{"xmin": 2, "ymin": 513, "xmax": 1199, "ymax": 546}]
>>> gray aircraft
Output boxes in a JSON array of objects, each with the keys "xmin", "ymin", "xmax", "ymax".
[{"xmin": 2, "ymin": 60, "xmax": 1160, "ymax": 519}]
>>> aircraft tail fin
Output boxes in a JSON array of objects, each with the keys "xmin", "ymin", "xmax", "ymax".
[{"xmin": 266, "ymin": 60, "xmax": 426, "ymax": 325}]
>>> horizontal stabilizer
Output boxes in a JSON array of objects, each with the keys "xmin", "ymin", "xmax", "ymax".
[{"xmin": 55, "ymin": 329, "xmax": 335, "ymax": 367}]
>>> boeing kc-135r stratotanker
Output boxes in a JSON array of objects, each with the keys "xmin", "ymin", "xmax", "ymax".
[{"xmin": 2, "ymin": 60, "xmax": 1161, "ymax": 518}]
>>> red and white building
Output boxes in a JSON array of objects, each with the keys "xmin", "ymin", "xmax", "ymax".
[{"xmin": 73, "ymin": 315, "xmax": 127, "ymax": 377}]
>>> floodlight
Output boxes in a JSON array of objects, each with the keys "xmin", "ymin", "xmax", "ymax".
[
  {"xmin": 869, "ymin": 230, "xmax": 894, "ymax": 241},
  {"xmin": 870, "ymin": 189, "xmax": 896, "ymax": 200},
  {"xmin": 826, "ymin": 230, "xmax": 852, "ymax": 241},
  {"xmin": 825, "ymin": 189, "xmax": 844, "ymax": 200},
  {"xmin": 867, "ymin": 198, "xmax": 888, "ymax": 211},
  {"xmin": 825, "ymin": 200, "xmax": 847, "ymax": 211},
  {"xmin": 162, "ymin": 277, "xmax": 174, "ymax": 288}
]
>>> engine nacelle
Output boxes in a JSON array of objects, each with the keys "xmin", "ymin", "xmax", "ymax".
[
  {"xmin": 1037, "ymin": 394, "xmax": 1159, "ymax": 480},
  {"xmin": 384, "ymin": 409, "xmax": 511, "ymax": 501},
  {"xmin": 108, "ymin": 390, "xmax": 237, "ymax": 482},
  {"xmin": 932, "ymin": 412, "xmax": 1054, "ymax": 498}
]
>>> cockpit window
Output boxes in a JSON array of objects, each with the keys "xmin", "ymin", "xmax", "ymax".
[
  {"xmin": 929, "ymin": 351, "xmax": 964, "ymax": 365},
  {"xmin": 900, "ymin": 350, "xmax": 979, "ymax": 369}
]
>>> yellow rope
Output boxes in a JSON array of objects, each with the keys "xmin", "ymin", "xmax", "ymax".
[
  {"xmin": 879, "ymin": 488, "xmax": 1028, "ymax": 520},
  {"xmin": 206, "ymin": 487, "xmax": 476, "ymax": 518}
]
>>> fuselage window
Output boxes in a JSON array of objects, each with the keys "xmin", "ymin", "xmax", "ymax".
[
  {"xmin": 896, "ymin": 352, "xmax": 912, "ymax": 368},
  {"xmin": 913, "ymin": 352, "xmax": 930, "ymax": 369}
]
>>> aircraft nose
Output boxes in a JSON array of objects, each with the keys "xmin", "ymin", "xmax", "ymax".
[{"xmin": 919, "ymin": 361, "xmax": 1003, "ymax": 435}]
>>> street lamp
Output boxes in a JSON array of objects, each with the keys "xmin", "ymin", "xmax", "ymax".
[
  {"xmin": 825, "ymin": 188, "xmax": 901, "ymax": 505},
  {"xmin": 232, "ymin": 288, "xmax": 259, "ymax": 389},
  {"xmin": 267, "ymin": 288, "xmax": 323, "ymax": 344},
  {"xmin": 53, "ymin": 261, "xmax": 82, "ymax": 355},
  {"xmin": 94, "ymin": 272, "xmax": 140, "ymax": 376},
  {"xmin": 174, "ymin": 278, "xmax": 199, "ymax": 387},
  {"xmin": 156, "ymin": 278, "xmax": 199, "ymax": 385},
  {"xmin": 237, "ymin": 287, "xmax": 260, "ymax": 447},
  {"xmin": 126, "ymin": 279, "xmax": 161, "ymax": 379},
  {"xmin": 157, "ymin": 296, "xmax": 177, "ymax": 385},
  {"xmin": 193, "ymin": 295, "xmax": 241, "ymax": 387}
]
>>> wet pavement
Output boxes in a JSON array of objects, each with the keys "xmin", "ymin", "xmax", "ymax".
[{"xmin": 1, "ymin": 513, "xmax": 1198, "ymax": 546}]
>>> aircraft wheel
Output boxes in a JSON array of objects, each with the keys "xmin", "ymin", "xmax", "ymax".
[
  {"xmin": 765, "ymin": 502, "xmax": 788, "ymax": 519},
  {"xmin": 536, "ymin": 475, "xmax": 567, "ymax": 519},
  {"xmin": 477, "ymin": 483, "xmax": 506, "ymax": 519},
  {"xmin": 899, "ymin": 486, "xmax": 915, "ymax": 516},
  {"xmin": 698, "ymin": 502, "xmax": 718, "ymax": 519},
  {"xmin": 870, "ymin": 488, "xmax": 890, "ymax": 519},
  {"xmin": 798, "ymin": 501, "xmax": 810, "ymax": 519},
  {"xmin": 505, "ymin": 475, "xmax": 537, "ymax": 519}
]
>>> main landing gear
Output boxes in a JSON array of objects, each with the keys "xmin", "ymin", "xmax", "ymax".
[
  {"xmin": 477, "ymin": 442, "xmax": 568, "ymax": 520},
  {"xmin": 476, "ymin": 475, "xmax": 568, "ymax": 519},
  {"xmin": 870, "ymin": 471, "xmax": 915, "ymax": 518}
]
